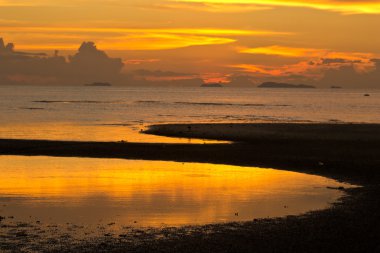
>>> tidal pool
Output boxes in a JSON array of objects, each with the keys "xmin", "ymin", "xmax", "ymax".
[{"xmin": 0, "ymin": 156, "xmax": 352, "ymax": 227}]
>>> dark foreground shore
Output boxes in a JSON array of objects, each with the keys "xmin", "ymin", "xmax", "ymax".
[{"xmin": 1, "ymin": 123, "xmax": 380, "ymax": 252}]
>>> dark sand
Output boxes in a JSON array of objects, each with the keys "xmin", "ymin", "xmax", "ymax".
[
  {"xmin": 145, "ymin": 123, "xmax": 380, "ymax": 142},
  {"xmin": 1, "ymin": 123, "xmax": 380, "ymax": 252}
]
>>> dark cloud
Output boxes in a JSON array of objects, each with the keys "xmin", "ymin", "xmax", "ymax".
[
  {"xmin": 1, "ymin": 38, "xmax": 379, "ymax": 88},
  {"xmin": 315, "ymin": 59, "xmax": 380, "ymax": 88},
  {"xmin": 0, "ymin": 38, "xmax": 205, "ymax": 87},
  {"xmin": 0, "ymin": 38, "xmax": 47, "ymax": 59},
  {"xmin": 227, "ymin": 75, "xmax": 256, "ymax": 87},
  {"xmin": 0, "ymin": 39, "xmax": 123, "ymax": 85},
  {"xmin": 133, "ymin": 69, "xmax": 195, "ymax": 77},
  {"xmin": 321, "ymin": 58, "xmax": 362, "ymax": 65},
  {"xmin": 125, "ymin": 69, "xmax": 203, "ymax": 87},
  {"xmin": 125, "ymin": 75, "xmax": 203, "ymax": 87},
  {"xmin": 0, "ymin": 38, "xmax": 16, "ymax": 55},
  {"xmin": 67, "ymin": 42, "xmax": 124, "ymax": 83}
]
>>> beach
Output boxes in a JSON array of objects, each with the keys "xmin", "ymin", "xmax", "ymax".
[
  {"xmin": 1, "ymin": 123, "xmax": 380, "ymax": 252},
  {"xmin": 2, "ymin": 1, "xmax": 380, "ymax": 251}
]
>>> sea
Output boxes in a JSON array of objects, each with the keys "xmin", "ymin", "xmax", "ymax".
[
  {"xmin": 0, "ymin": 85, "xmax": 362, "ymax": 228},
  {"xmin": 0, "ymin": 85, "xmax": 379, "ymax": 142}
]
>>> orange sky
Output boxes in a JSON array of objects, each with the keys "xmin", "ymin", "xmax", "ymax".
[{"xmin": 1, "ymin": 0, "xmax": 380, "ymax": 86}]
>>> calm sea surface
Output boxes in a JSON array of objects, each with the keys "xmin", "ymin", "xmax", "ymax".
[{"xmin": 0, "ymin": 85, "xmax": 379, "ymax": 142}]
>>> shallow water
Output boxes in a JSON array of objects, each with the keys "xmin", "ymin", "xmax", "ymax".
[
  {"xmin": 0, "ymin": 86, "xmax": 379, "ymax": 142},
  {"xmin": 0, "ymin": 156, "xmax": 352, "ymax": 227},
  {"xmin": 0, "ymin": 122, "xmax": 227, "ymax": 144}
]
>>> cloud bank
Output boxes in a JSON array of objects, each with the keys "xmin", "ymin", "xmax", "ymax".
[
  {"xmin": 0, "ymin": 39, "xmax": 123, "ymax": 85},
  {"xmin": 1, "ymin": 38, "xmax": 380, "ymax": 88},
  {"xmin": 0, "ymin": 38, "xmax": 204, "ymax": 86}
]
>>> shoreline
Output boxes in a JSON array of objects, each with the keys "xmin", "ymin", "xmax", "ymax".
[
  {"xmin": 1, "ymin": 123, "xmax": 380, "ymax": 252},
  {"xmin": 0, "ymin": 138, "xmax": 377, "ymax": 184}
]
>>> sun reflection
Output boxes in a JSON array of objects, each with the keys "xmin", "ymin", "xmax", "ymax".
[
  {"xmin": 0, "ymin": 156, "xmax": 351, "ymax": 226},
  {"xmin": 0, "ymin": 122, "xmax": 226, "ymax": 144}
]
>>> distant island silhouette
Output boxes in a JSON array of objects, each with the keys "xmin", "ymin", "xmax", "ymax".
[
  {"xmin": 201, "ymin": 83, "xmax": 223, "ymax": 88},
  {"xmin": 84, "ymin": 82, "xmax": 112, "ymax": 87},
  {"xmin": 258, "ymin": 82, "xmax": 315, "ymax": 89}
]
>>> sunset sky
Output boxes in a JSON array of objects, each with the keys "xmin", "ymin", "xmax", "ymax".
[{"xmin": 1, "ymin": 0, "xmax": 380, "ymax": 87}]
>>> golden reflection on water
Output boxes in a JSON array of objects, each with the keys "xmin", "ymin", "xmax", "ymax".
[
  {"xmin": 0, "ymin": 122, "xmax": 227, "ymax": 144},
  {"xmin": 0, "ymin": 156, "xmax": 350, "ymax": 227}
]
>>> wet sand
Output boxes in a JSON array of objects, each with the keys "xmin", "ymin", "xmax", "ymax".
[
  {"xmin": 1, "ymin": 123, "xmax": 380, "ymax": 252},
  {"xmin": 145, "ymin": 123, "xmax": 380, "ymax": 142}
]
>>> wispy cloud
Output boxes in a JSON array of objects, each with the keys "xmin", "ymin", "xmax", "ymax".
[
  {"xmin": 240, "ymin": 46, "xmax": 322, "ymax": 58},
  {"xmin": 173, "ymin": 0, "xmax": 380, "ymax": 14},
  {"xmin": 231, "ymin": 57, "xmax": 376, "ymax": 79},
  {"xmin": 239, "ymin": 45, "xmax": 375, "ymax": 60},
  {"xmin": 232, "ymin": 46, "xmax": 378, "ymax": 78},
  {"xmin": 0, "ymin": 0, "xmax": 32, "ymax": 6},
  {"xmin": 0, "ymin": 26, "xmax": 286, "ymax": 36},
  {"xmin": 0, "ymin": 26, "xmax": 288, "ymax": 51},
  {"xmin": 146, "ymin": 2, "xmax": 271, "ymax": 13},
  {"xmin": 0, "ymin": 0, "xmax": 62, "ymax": 6},
  {"xmin": 2, "ymin": 0, "xmax": 380, "ymax": 14},
  {"xmin": 124, "ymin": 59, "xmax": 160, "ymax": 65}
]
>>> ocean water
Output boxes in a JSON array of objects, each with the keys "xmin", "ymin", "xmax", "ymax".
[
  {"xmin": 0, "ymin": 85, "xmax": 379, "ymax": 142},
  {"xmin": 0, "ymin": 87, "xmax": 361, "ymax": 229}
]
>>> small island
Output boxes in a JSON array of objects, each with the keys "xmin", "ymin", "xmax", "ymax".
[
  {"xmin": 258, "ymin": 82, "xmax": 315, "ymax": 89},
  {"xmin": 84, "ymin": 82, "xmax": 112, "ymax": 87},
  {"xmin": 201, "ymin": 83, "xmax": 223, "ymax": 88}
]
